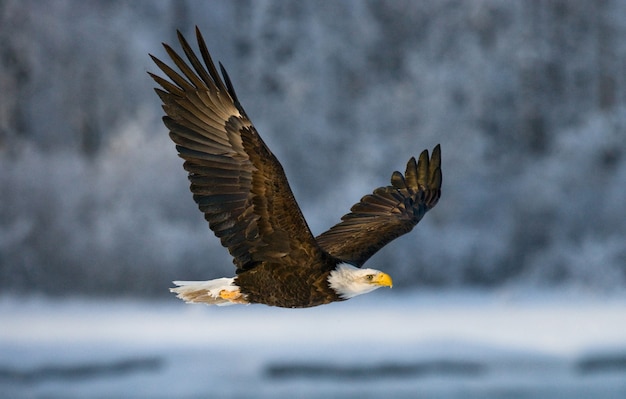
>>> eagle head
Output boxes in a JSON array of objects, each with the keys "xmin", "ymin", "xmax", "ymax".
[{"xmin": 328, "ymin": 263, "xmax": 393, "ymax": 300}]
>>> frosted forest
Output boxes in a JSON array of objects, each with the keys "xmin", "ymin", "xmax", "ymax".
[
  {"xmin": 2, "ymin": 0, "xmax": 625, "ymax": 296},
  {"xmin": 2, "ymin": 2, "xmax": 626, "ymax": 398}
]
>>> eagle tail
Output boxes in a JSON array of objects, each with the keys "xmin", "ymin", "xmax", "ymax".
[{"xmin": 170, "ymin": 278, "xmax": 248, "ymax": 305}]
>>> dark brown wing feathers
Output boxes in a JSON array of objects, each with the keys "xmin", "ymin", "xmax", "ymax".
[
  {"xmin": 150, "ymin": 28, "xmax": 320, "ymax": 272},
  {"xmin": 151, "ymin": 27, "xmax": 442, "ymax": 276},
  {"xmin": 315, "ymin": 145, "xmax": 442, "ymax": 266}
]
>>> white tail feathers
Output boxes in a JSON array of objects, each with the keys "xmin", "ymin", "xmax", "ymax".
[{"xmin": 170, "ymin": 278, "xmax": 247, "ymax": 306}]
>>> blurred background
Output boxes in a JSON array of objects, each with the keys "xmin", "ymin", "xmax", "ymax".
[
  {"xmin": 1, "ymin": 0, "xmax": 626, "ymax": 296},
  {"xmin": 1, "ymin": 1, "xmax": 625, "ymax": 398}
]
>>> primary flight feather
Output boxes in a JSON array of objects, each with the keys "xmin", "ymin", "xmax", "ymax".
[{"xmin": 149, "ymin": 28, "xmax": 442, "ymax": 308}]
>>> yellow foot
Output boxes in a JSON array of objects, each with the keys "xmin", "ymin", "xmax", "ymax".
[{"xmin": 219, "ymin": 289, "xmax": 247, "ymax": 304}]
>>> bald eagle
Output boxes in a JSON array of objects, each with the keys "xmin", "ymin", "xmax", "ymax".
[{"xmin": 149, "ymin": 28, "xmax": 442, "ymax": 308}]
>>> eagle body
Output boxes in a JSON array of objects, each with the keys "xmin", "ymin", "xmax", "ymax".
[
  {"xmin": 150, "ymin": 28, "xmax": 442, "ymax": 308},
  {"xmin": 234, "ymin": 259, "xmax": 341, "ymax": 308}
]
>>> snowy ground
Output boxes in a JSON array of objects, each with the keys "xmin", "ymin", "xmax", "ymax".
[{"xmin": 1, "ymin": 290, "xmax": 626, "ymax": 399}]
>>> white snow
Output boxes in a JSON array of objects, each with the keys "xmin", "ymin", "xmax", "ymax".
[{"xmin": 1, "ymin": 291, "xmax": 625, "ymax": 398}]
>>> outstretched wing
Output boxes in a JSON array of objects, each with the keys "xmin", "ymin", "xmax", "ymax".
[
  {"xmin": 149, "ymin": 28, "xmax": 321, "ymax": 272},
  {"xmin": 315, "ymin": 145, "xmax": 441, "ymax": 267}
]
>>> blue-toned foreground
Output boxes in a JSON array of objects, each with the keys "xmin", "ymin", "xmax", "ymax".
[{"xmin": 1, "ymin": 291, "xmax": 626, "ymax": 399}]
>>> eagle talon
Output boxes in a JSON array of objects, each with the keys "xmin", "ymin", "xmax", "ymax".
[{"xmin": 219, "ymin": 289, "xmax": 245, "ymax": 303}]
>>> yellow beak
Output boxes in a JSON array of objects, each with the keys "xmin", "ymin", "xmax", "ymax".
[{"xmin": 373, "ymin": 272, "xmax": 393, "ymax": 288}]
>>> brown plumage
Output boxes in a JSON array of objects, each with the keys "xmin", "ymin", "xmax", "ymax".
[{"xmin": 149, "ymin": 28, "xmax": 442, "ymax": 308}]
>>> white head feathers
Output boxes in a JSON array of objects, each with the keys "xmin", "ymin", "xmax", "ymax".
[{"xmin": 327, "ymin": 263, "xmax": 393, "ymax": 299}]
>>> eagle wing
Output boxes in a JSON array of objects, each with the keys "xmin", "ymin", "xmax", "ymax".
[
  {"xmin": 315, "ymin": 145, "xmax": 441, "ymax": 267},
  {"xmin": 150, "ymin": 28, "xmax": 320, "ymax": 272}
]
